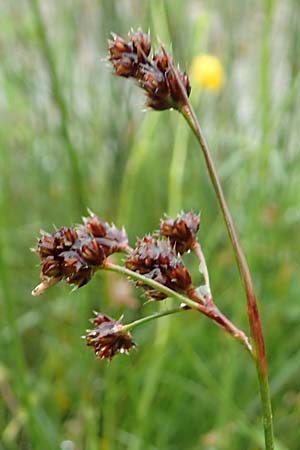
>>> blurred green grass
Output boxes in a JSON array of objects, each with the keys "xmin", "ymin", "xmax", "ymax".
[{"xmin": 0, "ymin": 0, "xmax": 299, "ymax": 449}]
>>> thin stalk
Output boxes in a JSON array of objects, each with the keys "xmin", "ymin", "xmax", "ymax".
[
  {"xmin": 117, "ymin": 114, "xmax": 159, "ymax": 225},
  {"xmin": 191, "ymin": 240, "xmax": 212, "ymax": 299},
  {"xmin": 103, "ymin": 262, "xmax": 252, "ymax": 354},
  {"xmin": 124, "ymin": 307, "xmax": 183, "ymax": 332},
  {"xmin": 168, "ymin": 62, "xmax": 274, "ymax": 448},
  {"xmin": 259, "ymin": 0, "xmax": 275, "ymax": 178},
  {"xmin": 181, "ymin": 104, "xmax": 274, "ymax": 450},
  {"xmin": 116, "ymin": 113, "xmax": 160, "ymax": 450},
  {"xmin": 168, "ymin": 108, "xmax": 189, "ymax": 215},
  {"xmin": 29, "ymin": 0, "xmax": 86, "ymax": 214},
  {"xmin": 104, "ymin": 261, "xmax": 202, "ymax": 308}
]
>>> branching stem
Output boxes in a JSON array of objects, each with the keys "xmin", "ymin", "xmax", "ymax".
[
  {"xmin": 123, "ymin": 307, "xmax": 183, "ymax": 332},
  {"xmin": 103, "ymin": 262, "xmax": 252, "ymax": 354}
]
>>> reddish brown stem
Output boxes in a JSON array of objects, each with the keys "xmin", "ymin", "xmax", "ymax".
[
  {"xmin": 188, "ymin": 288, "xmax": 252, "ymax": 353},
  {"xmin": 104, "ymin": 262, "xmax": 252, "ymax": 354},
  {"xmin": 166, "ymin": 57, "xmax": 274, "ymax": 449},
  {"xmin": 183, "ymin": 101, "xmax": 266, "ymax": 365}
]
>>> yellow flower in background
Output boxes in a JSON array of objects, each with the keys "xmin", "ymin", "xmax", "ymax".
[{"xmin": 191, "ymin": 54, "xmax": 225, "ymax": 91}]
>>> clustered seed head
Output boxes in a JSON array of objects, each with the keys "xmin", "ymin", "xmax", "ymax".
[
  {"xmin": 32, "ymin": 212, "xmax": 128, "ymax": 295},
  {"xmin": 32, "ymin": 209, "xmax": 203, "ymax": 361},
  {"xmin": 160, "ymin": 212, "xmax": 201, "ymax": 254},
  {"xmin": 108, "ymin": 30, "xmax": 191, "ymax": 111},
  {"xmin": 84, "ymin": 312, "xmax": 135, "ymax": 360},
  {"xmin": 125, "ymin": 235, "xmax": 192, "ymax": 300}
]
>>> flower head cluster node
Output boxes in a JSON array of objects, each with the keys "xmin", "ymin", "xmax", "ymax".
[
  {"xmin": 32, "ymin": 212, "xmax": 128, "ymax": 295},
  {"xmin": 84, "ymin": 312, "xmax": 135, "ymax": 360},
  {"xmin": 160, "ymin": 212, "xmax": 200, "ymax": 254},
  {"xmin": 108, "ymin": 31, "xmax": 191, "ymax": 110},
  {"xmin": 125, "ymin": 235, "xmax": 192, "ymax": 300}
]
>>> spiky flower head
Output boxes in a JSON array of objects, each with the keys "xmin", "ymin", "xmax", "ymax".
[
  {"xmin": 125, "ymin": 235, "xmax": 192, "ymax": 300},
  {"xmin": 82, "ymin": 212, "xmax": 128, "ymax": 256},
  {"xmin": 84, "ymin": 313, "xmax": 135, "ymax": 360},
  {"xmin": 32, "ymin": 212, "xmax": 128, "ymax": 295},
  {"xmin": 108, "ymin": 30, "xmax": 191, "ymax": 111},
  {"xmin": 160, "ymin": 212, "xmax": 200, "ymax": 254}
]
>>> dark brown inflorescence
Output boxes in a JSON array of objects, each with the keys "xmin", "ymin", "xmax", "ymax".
[
  {"xmin": 32, "ymin": 212, "xmax": 128, "ymax": 295},
  {"xmin": 160, "ymin": 212, "xmax": 200, "ymax": 254},
  {"xmin": 125, "ymin": 235, "xmax": 192, "ymax": 300},
  {"xmin": 84, "ymin": 312, "xmax": 135, "ymax": 360},
  {"xmin": 108, "ymin": 30, "xmax": 191, "ymax": 111}
]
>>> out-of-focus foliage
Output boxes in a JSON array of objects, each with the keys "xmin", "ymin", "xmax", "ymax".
[{"xmin": 0, "ymin": 1, "xmax": 299, "ymax": 449}]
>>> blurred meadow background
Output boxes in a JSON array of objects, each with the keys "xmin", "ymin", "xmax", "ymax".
[{"xmin": 0, "ymin": 0, "xmax": 300, "ymax": 449}]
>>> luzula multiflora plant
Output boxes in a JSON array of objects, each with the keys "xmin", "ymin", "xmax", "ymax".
[{"xmin": 32, "ymin": 31, "xmax": 275, "ymax": 450}]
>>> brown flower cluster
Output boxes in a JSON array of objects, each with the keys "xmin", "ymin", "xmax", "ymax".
[
  {"xmin": 108, "ymin": 31, "xmax": 191, "ymax": 110},
  {"xmin": 160, "ymin": 212, "xmax": 200, "ymax": 254},
  {"xmin": 32, "ymin": 211, "xmax": 202, "ymax": 360},
  {"xmin": 125, "ymin": 235, "xmax": 192, "ymax": 300},
  {"xmin": 32, "ymin": 212, "xmax": 128, "ymax": 295},
  {"xmin": 85, "ymin": 312, "xmax": 135, "ymax": 360}
]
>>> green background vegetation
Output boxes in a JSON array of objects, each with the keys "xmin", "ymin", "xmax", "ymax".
[{"xmin": 0, "ymin": 1, "xmax": 299, "ymax": 449}]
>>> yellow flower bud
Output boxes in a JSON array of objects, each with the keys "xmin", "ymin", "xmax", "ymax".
[{"xmin": 191, "ymin": 54, "xmax": 225, "ymax": 91}]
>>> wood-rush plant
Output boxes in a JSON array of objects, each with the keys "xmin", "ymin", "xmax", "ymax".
[{"xmin": 32, "ymin": 31, "xmax": 275, "ymax": 450}]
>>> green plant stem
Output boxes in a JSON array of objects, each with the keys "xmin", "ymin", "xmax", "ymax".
[
  {"xmin": 260, "ymin": 0, "xmax": 275, "ymax": 179},
  {"xmin": 104, "ymin": 261, "xmax": 200, "ymax": 308},
  {"xmin": 168, "ymin": 114, "xmax": 189, "ymax": 215},
  {"xmin": 124, "ymin": 307, "xmax": 183, "ymax": 332},
  {"xmin": 29, "ymin": 0, "xmax": 86, "ymax": 214},
  {"xmin": 103, "ymin": 262, "xmax": 252, "ymax": 354},
  {"xmin": 117, "ymin": 114, "xmax": 159, "ymax": 225},
  {"xmin": 192, "ymin": 240, "xmax": 212, "ymax": 299},
  {"xmin": 170, "ymin": 64, "xmax": 274, "ymax": 448}
]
